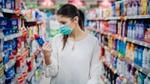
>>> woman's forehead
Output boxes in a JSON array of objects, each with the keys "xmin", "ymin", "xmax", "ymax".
[{"xmin": 56, "ymin": 15, "xmax": 71, "ymax": 22}]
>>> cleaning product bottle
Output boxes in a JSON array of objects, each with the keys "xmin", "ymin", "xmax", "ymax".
[
  {"xmin": 130, "ymin": 43, "xmax": 135, "ymax": 61},
  {"xmin": 127, "ymin": 21, "xmax": 132, "ymax": 38},
  {"xmin": 148, "ymin": 0, "xmax": 150, "ymax": 14},
  {"xmin": 132, "ymin": 21, "xmax": 136, "ymax": 39},
  {"xmin": 144, "ymin": 76, "xmax": 150, "ymax": 84},
  {"xmin": 142, "ymin": 48, "xmax": 148, "ymax": 68},
  {"xmin": 134, "ymin": 46, "xmax": 138, "ymax": 64},
  {"xmin": 138, "ymin": 47, "xmax": 144, "ymax": 66},
  {"xmin": 122, "ymin": 21, "xmax": 126, "ymax": 37},
  {"xmin": 34, "ymin": 34, "xmax": 45, "ymax": 47},
  {"xmin": 135, "ymin": 22, "xmax": 139, "ymax": 40},
  {"xmin": 148, "ymin": 49, "xmax": 150, "ymax": 69},
  {"xmin": 138, "ymin": 22, "xmax": 144, "ymax": 40},
  {"xmin": 126, "ymin": 43, "xmax": 130, "ymax": 59},
  {"xmin": 137, "ymin": 72, "xmax": 145, "ymax": 84}
]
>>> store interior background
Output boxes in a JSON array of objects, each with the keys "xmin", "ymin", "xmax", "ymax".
[{"xmin": 0, "ymin": 0, "xmax": 150, "ymax": 84}]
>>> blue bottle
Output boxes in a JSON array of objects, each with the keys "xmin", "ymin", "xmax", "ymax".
[
  {"xmin": 34, "ymin": 34, "xmax": 45, "ymax": 47},
  {"xmin": 138, "ymin": 47, "xmax": 144, "ymax": 66}
]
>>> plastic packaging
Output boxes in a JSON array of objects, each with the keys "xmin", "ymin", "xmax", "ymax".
[
  {"xmin": 34, "ymin": 34, "xmax": 45, "ymax": 47},
  {"xmin": 142, "ymin": 48, "xmax": 148, "ymax": 68}
]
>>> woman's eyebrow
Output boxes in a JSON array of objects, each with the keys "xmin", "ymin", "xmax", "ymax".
[{"xmin": 59, "ymin": 21, "xmax": 66, "ymax": 24}]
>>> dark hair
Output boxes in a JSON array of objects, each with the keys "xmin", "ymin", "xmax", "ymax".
[{"xmin": 57, "ymin": 4, "xmax": 85, "ymax": 49}]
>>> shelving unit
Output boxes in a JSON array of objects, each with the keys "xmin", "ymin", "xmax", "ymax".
[
  {"xmin": 100, "ymin": 32, "xmax": 150, "ymax": 48},
  {"xmin": 102, "ymin": 44, "xmax": 150, "ymax": 78},
  {"xmin": 3, "ymin": 32, "xmax": 22, "ymax": 41},
  {"xmin": 87, "ymin": 15, "xmax": 150, "ymax": 21},
  {"xmin": 0, "ymin": 2, "xmax": 45, "ymax": 83}
]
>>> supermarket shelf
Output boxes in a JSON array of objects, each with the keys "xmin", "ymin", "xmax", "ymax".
[
  {"xmin": 88, "ymin": 15, "xmax": 150, "ymax": 21},
  {"xmin": 1, "ymin": 8, "xmax": 14, "ymax": 13},
  {"xmin": 86, "ymin": 18, "xmax": 105, "ymax": 21},
  {"xmin": 102, "ymin": 57, "xmax": 117, "ymax": 74},
  {"xmin": 0, "ymin": 8, "xmax": 24, "ymax": 15},
  {"xmin": 102, "ymin": 57, "xmax": 127, "ymax": 81},
  {"xmin": 5, "ymin": 58, "xmax": 16, "ymax": 72},
  {"xmin": 126, "ymin": 38, "xmax": 150, "ymax": 48},
  {"xmin": 106, "ymin": 17, "xmax": 120, "ymax": 20},
  {"xmin": 132, "ymin": 63, "xmax": 150, "ymax": 78},
  {"xmin": 100, "ymin": 32, "xmax": 150, "ymax": 48},
  {"xmin": 4, "ymin": 32, "xmax": 22, "ymax": 41},
  {"xmin": 102, "ymin": 45, "xmax": 150, "ymax": 77},
  {"xmin": 27, "ymin": 66, "xmax": 37, "ymax": 81},
  {"xmin": 126, "ymin": 15, "xmax": 150, "ymax": 19}
]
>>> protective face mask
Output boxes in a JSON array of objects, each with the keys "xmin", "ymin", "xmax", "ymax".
[{"xmin": 59, "ymin": 25, "xmax": 73, "ymax": 35}]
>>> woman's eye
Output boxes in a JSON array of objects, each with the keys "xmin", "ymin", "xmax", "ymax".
[{"xmin": 60, "ymin": 21, "xmax": 66, "ymax": 24}]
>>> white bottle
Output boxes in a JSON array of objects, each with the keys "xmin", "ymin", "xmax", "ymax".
[
  {"xmin": 142, "ymin": 48, "xmax": 148, "ymax": 68},
  {"xmin": 144, "ymin": 77, "xmax": 150, "ymax": 84}
]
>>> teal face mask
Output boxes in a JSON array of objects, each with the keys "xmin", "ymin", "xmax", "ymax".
[{"xmin": 59, "ymin": 25, "xmax": 73, "ymax": 35}]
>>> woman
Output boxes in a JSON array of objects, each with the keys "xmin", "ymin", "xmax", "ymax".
[{"xmin": 42, "ymin": 4, "xmax": 104, "ymax": 84}]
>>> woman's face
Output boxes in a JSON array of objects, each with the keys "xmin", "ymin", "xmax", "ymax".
[{"xmin": 57, "ymin": 15, "xmax": 78, "ymax": 30}]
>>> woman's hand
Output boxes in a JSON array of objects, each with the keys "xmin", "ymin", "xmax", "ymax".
[{"xmin": 42, "ymin": 42, "xmax": 52, "ymax": 65}]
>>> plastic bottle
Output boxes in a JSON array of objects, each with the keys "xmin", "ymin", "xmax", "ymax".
[
  {"xmin": 133, "ymin": 1, "xmax": 138, "ymax": 15},
  {"xmin": 148, "ymin": 49, "xmax": 150, "ymax": 69},
  {"xmin": 135, "ymin": 22, "xmax": 139, "ymax": 40},
  {"xmin": 142, "ymin": 48, "xmax": 148, "ymax": 68},
  {"xmin": 130, "ymin": 44, "xmax": 135, "ymax": 61},
  {"xmin": 127, "ymin": 21, "xmax": 132, "ymax": 38},
  {"xmin": 134, "ymin": 47, "xmax": 138, "ymax": 64},
  {"xmin": 138, "ymin": 22, "xmax": 144, "ymax": 40},
  {"xmin": 132, "ymin": 21, "xmax": 136, "ymax": 39},
  {"xmin": 126, "ymin": 43, "xmax": 130, "ymax": 58},
  {"xmin": 144, "ymin": 76, "xmax": 150, "ymax": 84},
  {"xmin": 138, "ymin": 72, "xmax": 145, "ymax": 84},
  {"xmin": 122, "ymin": 21, "xmax": 126, "ymax": 37},
  {"xmin": 34, "ymin": 34, "xmax": 45, "ymax": 47},
  {"xmin": 138, "ymin": 47, "xmax": 144, "ymax": 66},
  {"xmin": 148, "ymin": 0, "xmax": 150, "ymax": 14}
]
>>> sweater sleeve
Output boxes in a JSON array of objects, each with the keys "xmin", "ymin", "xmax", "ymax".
[
  {"xmin": 87, "ymin": 40, "xmax": 104, "ymax": 84},
  {"xmin": 44, "ymin": 35, "xmax": 61, "ymax": 78}
]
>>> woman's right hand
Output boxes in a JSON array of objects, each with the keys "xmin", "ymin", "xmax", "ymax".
[{"xmin": 42, "ymin": 42, "xmax": 52, "ymax": 65}]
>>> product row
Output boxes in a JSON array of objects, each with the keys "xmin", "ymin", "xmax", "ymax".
[
  {"xmin": 0, "ymin": 17, "xmax": 19, "ymax": 36},
  {"xmin": 86, "ymin": 0, "xmax": 150, "ymax": 19},
  {"xmin": 108, "ymin": 0, "xmax": 150, "ymax": 17},
  {"xmin": 102, "ymin": 50, "xmax": 150, "ymax": 84},
  {"xmin": 0, "ymin": 0, "xmax": 22, "ymax": 10},
  {"xmin": 0, "ymin": 24, "xmax": 45, "ymax": 84},
  {"xmin": 103, "ymin": 20, "xmax": 150, "ymax": 43},
  {"xmin": 86, "ymin": 19, "xmax": 150, "ymax": 43},
  {"xmin": 101, "ymin": 35, "xmax": 150, "ymax": 70}
]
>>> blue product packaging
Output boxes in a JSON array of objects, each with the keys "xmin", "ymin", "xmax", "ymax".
[
  {"xmin": 138, "ymin": 22, "xmax": 144, "ymax": 40},
  {"xmin": 34, "ymin": 34, "xmax": 45, "ymax": 47},
  {"xmin": 3, "ymin": 54, "xmax": 9, "ymax": 64},
  {"xmin": 134, "ymin": 47, "xmax": 138, "ymax": 64},
  {"xmin": 138, "ymin": 47, "xmax": 144, "ymax": 67},
  {"xmin": 10, "ymin": 19, "xmax": 18, "ymax": 34},
  {"xmin": 5, "ymin": 0, "xmax": 12, "ymax": 9},
  {"xmin": 5, "ymin": 67, "xmax": 15, "ymax": 84},
  {"xmin": 112, "ymin": 3, "xmax": 116, "ymax": 16},
  {"xmin": 0, "ymin": 17, "xmax": 7, "ymax": 30},
  {"xmin": 120, "ymin": 1, "xmax": 124, "ymax": 16},
  {"xmin": 0, "ymin": 0, "xmax": 3, "ymax": 8}
]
